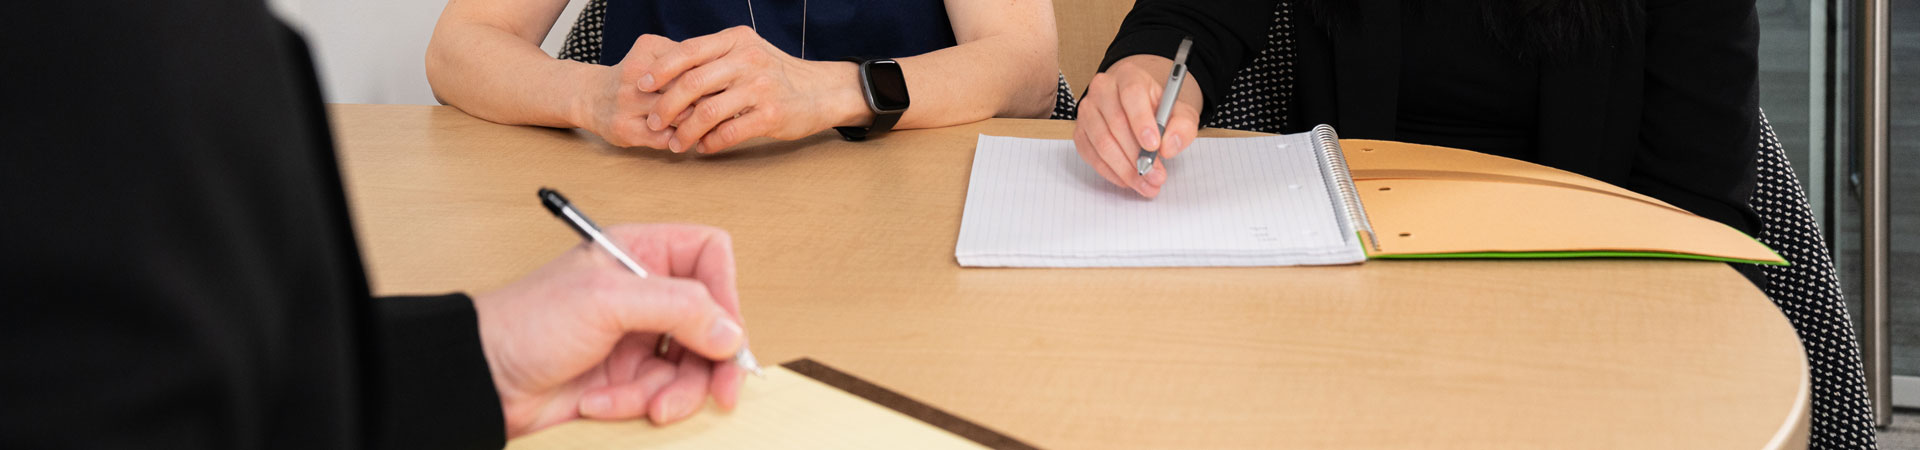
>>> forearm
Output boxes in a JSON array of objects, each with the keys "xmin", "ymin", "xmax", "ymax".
[
  {"xmin": 1101, "ymin": 0, "xmax": 1275, "ymax": 113},
  {"xmin": 817, "ymin": 0, "xmax": 1058, "ymax": 130},
  {"xmin": 812, "ymin": 33, "xmax": 1056, "ymax": 131},
  {"xmin": 891, "ymin": 34, "xmax": 1059, "ymax": 127},
  {"xmin": 425, "ymin": 19, "xmax": 604, "ymax": 129}
]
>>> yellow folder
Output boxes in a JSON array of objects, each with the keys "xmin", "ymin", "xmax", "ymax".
[{"xmin": 1340, "ymin": 139, "xmax": 1786, "ymax": 265}]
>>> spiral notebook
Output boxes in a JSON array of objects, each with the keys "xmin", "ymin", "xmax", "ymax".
[{"xmin": 955, "ymin": 126, "xmax": 1785, "ymax": 268}]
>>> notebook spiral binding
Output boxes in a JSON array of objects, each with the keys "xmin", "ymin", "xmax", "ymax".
[{"xmin": 1309, "ymin": 124, "xmax": 1380, "ymax": 252}]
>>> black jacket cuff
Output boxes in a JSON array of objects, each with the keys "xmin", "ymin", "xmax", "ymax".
[
  {"xmin": 1101, "ymin": 28, "xmax": 1226, "ymax": 117},
  {"xmin": 370, "ymin": 294, "xmax": 506, "ymax": 450}
]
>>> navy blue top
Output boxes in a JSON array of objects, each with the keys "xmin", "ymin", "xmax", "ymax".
[{"xmin": 599, "ymin": 0, "xmax": 959, "ymax": 65}]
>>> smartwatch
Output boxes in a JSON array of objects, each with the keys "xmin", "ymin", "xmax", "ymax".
[{"xmin": 835, "ymin": 58, "xmax": 909, "ymax": 141}]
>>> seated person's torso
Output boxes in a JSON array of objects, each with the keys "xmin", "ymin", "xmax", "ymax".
[
  {"xmin": 599, "ymin": 0, "xmax": 960, "ymax": 64},
  {"xmin": 1394, "ymin": 2, "xmax": 1542, "ymax": 161}
]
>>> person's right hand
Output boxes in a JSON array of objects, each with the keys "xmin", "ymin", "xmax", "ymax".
[
  {"xmin": 472, "ymin": 223, "xmax": 750, "ymax": 438},
  {"xmin": 1073, "ymin": 54, "xmax": 1204, "ymax": 198},
  {"xmin": 575, "ymin": 35, "xmax": 683, "ymax": 149}
]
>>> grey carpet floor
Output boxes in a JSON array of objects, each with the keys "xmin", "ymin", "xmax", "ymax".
[{"xmin": 1882, "ymin": 409, "xmax": 1920, "ymax": 448}]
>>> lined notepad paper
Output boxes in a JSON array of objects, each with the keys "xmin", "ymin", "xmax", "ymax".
[{"xmin": 956, "ymin": 134, "xmax": 1366, "ymax": 267}]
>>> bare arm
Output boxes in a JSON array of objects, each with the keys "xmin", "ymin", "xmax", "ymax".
[
  {"xmin": 895, "ymin": 0, "xmax": 1060, "ymax": 126},
  {"xmin": 427, "ymin": 0, "xmax": 675, "ymax": 148},
  {"xmin": 426, "ymin": 0, "xmax": 585, "ymax": 127},
  {"xmin": 637, "ymin": 0, "xmax": 1060, "ymax": 153}
]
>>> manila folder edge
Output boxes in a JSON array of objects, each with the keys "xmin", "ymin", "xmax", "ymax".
[{"xmin": 1341, "ymin": 139, "xmax": 1785, "ymax": 265}]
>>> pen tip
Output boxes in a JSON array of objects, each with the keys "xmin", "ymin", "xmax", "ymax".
[{"xmin": 736, "ymin": 348, "xmax": 765, "ymax": 378}]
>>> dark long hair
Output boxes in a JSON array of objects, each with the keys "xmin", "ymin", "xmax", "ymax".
[{"xmin": 1308, "ymin": 0, "xmax": 1642, "ymax": 61}]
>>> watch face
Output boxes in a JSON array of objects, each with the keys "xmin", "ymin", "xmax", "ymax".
[{"xmin": 863, "ymin": 60, "xmax": 910, "ymax": 113}]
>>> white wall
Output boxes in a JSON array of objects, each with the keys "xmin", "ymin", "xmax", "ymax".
[{"xmin": 267, "ymin": 0, "xmax": 584, "ymax": 105}]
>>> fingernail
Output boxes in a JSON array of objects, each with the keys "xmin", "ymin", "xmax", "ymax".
[
  {"xmin": 650, "ymin": 395, "xmax": 676, "ymax": 422},
  {"xmin": 582, "ymin": 394, "xmax": 612, "ymax": 416},
  {"xmin": 639, "ymin": 74, "xmax": 655, "ymax": 90},
  {"xmin": 668, "ymin": 136, "xmax": 684, "ymax": 152},
  {"xmin": 708, "ymin": 319, "xmax": 743, "ymax": 353},
  {"xmin": 1165, "ymin": 135, "xmax": 1183, "ymax": 153},
  {"xmin": 1140, "ymin": 128, "xmax": 1159, "ymax": 149},
  {"xmin": 1133, "ymin": 178, "xmax": 1151, "ymax": 193},
  {"xmin": 648, "ymin": 114, "xmax": 664, "ymax": 131},
  {"xmin": 1147, "ymin": 168, "xmax": 1167, "ymax": 186}
]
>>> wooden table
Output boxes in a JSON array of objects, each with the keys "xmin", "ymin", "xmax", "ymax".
[{"xmin": 332, "ymin": 104, "xmax": 1809, "ymax": 449}]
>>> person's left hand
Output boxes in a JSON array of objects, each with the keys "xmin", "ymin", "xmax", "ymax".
[{"xmin": 635, "ymin": 26, "xmax": 867, "ymax": 153}]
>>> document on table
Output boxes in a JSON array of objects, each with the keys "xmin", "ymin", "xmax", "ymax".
[
  {"xmin": 956, "ymin": 134, "xmax": 1366, "ymax": 267},
  {"xmin": 504, "ymin": 363, "xmax": 995, "ymax": 450}
]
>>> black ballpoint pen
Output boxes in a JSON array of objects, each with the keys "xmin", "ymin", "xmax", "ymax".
[{"xmin": 539, "ymin": 187, "xmax": 764, "ymax": 377}]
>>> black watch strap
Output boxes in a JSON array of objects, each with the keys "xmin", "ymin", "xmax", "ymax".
[
  {"xmin": 837, "ymin": 57, "xmax": 906, "ymax": 142},
  {"xmin": 834, "ymin": 112, "xmax": 899, "ymax": 141}
]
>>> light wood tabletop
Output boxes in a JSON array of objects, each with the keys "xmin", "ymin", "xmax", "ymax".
[{"xmin": 331, "ymin": 104, "xmax": 1809, "ymax": 449}]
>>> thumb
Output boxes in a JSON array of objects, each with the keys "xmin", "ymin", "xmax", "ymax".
[
  {"xmin": 602, "ymin": 277, "xmax": 745, "ymax": 360},
  {"xmin": 1159, "ymin": 86, "xmax": 1204, "ymax": 161}
]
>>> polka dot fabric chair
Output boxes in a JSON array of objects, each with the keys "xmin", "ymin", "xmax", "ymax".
[
  {"xmin": 1750, "ymin": 112, "xmax": 1878, "ymax": 449},
  {"xmin": 556, "ymin": 0, "xmax": 607, "ymax": 64},
  {"xmin": 1058, "ymin": 1, "xmax": 1874, "ymax": 447}
]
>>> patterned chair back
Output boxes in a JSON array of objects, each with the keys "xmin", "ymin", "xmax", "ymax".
[{"xmin": 557, "ymin": 0, "xmax": 608, "ymax": 63}]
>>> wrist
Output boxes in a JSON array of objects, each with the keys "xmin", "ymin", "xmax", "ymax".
[
  {"xmin": 821, "ymin": 61, "xmax": 873, "ymax": 128},
  {"xmin": 566, "ymin": 64, "xmax": 619, "ymax": 131}
]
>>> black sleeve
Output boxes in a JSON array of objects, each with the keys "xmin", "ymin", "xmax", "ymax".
[
  {"xmin": 1628, "ymin": 0, "xmax": 1761, "ymax": 232},
  {"xmin": 279, "ymin": 15, "xmax": 509, "ymax": 449},
  {"xmin": 367, "ymin": 294, "xmax": 508, "ymax": 450},
  {"xmin": 1097, "ymin": 0, "xmax": 1278, "ymax": 115},
  {"xmin": 1, "ymin": 1, "xmax": 507, "ymax": 448}
]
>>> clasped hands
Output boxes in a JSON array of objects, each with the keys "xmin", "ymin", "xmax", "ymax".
[{"xmin": 580, "ymin": 26, "xmax": 868, "ymax": 153}]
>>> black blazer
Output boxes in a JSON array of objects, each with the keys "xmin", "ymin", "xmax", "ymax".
[
  {"xmin": 1, "ymin": 1, "xmax": 503, "ymax": 448},
  {"xmin": 1101, "ymin": 0, "xmax": 1762, "ymax": 235}
]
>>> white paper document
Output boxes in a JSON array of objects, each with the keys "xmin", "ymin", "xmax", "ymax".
[{"xmin": 955, "ymin": 134, "xmax": 1366, "ymax": 268}]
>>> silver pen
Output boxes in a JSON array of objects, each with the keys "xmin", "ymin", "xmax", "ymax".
[
  {"xmin": 539, "ymin": 188, "xmax": 764, "ymax": 377},
  {"xmin": 1136, "ymin": 37, "xmax": 1194, "ymax": 176}
]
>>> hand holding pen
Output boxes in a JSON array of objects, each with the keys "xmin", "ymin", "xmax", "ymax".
[
  {"xmin": 1072, "ymin": 36, "xmax": 1205, "ymax": 199},
  {"xmin": 539, "ymin": 188, "xmax": 763, "ymax": 378},
  {"xmin": 466, "ymin": 189, "xmax": 762, "ymax": 437}
]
